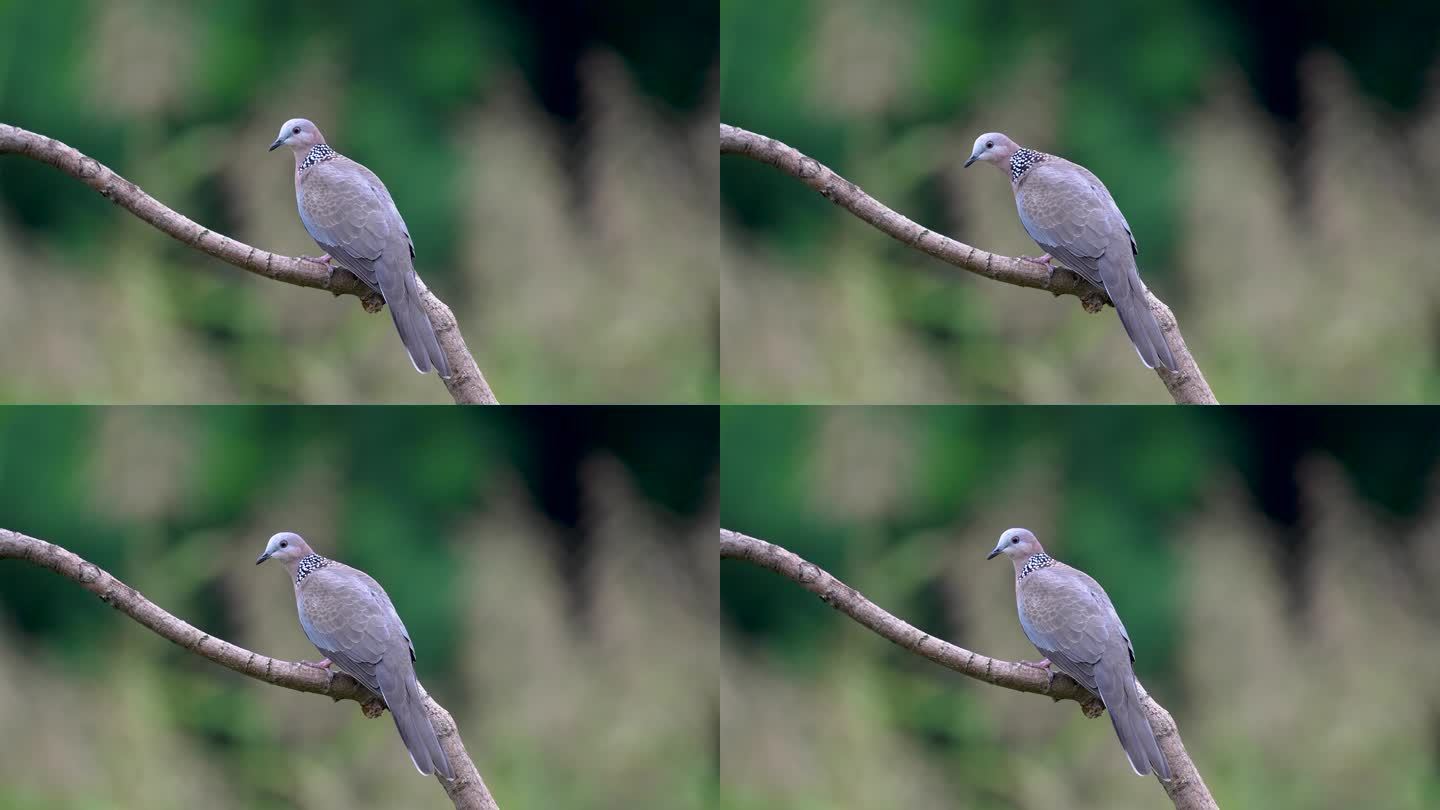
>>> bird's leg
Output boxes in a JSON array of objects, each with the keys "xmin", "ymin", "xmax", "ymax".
[
  {"xmin": 1020, "ymin": 253, "xmax": 1060, "ymax": 288},
  {"xmin": 299, "ymin": 253, "xmax": 346, "ymax": 290},
  {"xmin": 1020, "ymin": 657, "xmax": 1058, "ymax": 690},
  {"xmin": 1019, "ymin": 252, "xmax": 1052, "ymax": 268},
  {"xmin": 298, "ymin": 254, "xmax": 343, "ymax": 288},
  {"xmin": 300, "ymin": 657, "xmax": 332, "ymax": 669}
]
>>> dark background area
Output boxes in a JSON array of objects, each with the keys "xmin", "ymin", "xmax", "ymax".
[{"xmin": 1224, "ymin": 1, "xmax": 1440, "ymax": 120}]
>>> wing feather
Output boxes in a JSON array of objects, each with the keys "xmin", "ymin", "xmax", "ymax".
[{"xmin": 296, "ymin": 566, "xmax": 412, "ymax": 693}]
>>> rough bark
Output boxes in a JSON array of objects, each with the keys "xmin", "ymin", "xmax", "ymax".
[
  {"xmin": 720, "ymin": 528, "xmax": 1218, "ymax": 810},
  {"xmin": 720, "ymin": 123, "xmax": 1217, "ymax": 405},
  {"xmin": 0, "ymin": 527, "xmax": 499, "ymax": 810},
  {"xmin": 0, "ymin": 123, "xmax": 497, "ymax": 405}
]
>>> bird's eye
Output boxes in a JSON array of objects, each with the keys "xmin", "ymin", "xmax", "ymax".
[
  {"xmin": 1010, "ymin": 537, "xmax": 1018, "ymax": 544},
  {"xmin": 986, "ymin": 141, "xmax": 994, "ymax": 149},
  {"xmin": 280, "ymin": 540, "xmax": 288, "ymax": 548},
  {"xmin": 292, "ymin": 127, "xmax": 301, "ymax": 135}
]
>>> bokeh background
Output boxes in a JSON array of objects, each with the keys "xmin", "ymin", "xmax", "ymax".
[
  {"xmin": 721, "ymin": 1, "xmax": 1440, "ymax": 402},
  {"xmin": 721, "ymin": 406, "xmax": 1440, "ymax": 808},
  {"xmin": 0, "ymin": 406, "xmax": 718, "ymax": 809},
  {"xmin": 0, "ymin": 1, "xmax": 718, "ymax": 403}
]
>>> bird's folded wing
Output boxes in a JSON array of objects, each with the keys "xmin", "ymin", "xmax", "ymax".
[
  {"xmin": 1015, "ymin": 162, "xmax": 1126, "ymax": 289},
  {"xmin": 1018, "ymin": 570, "xmax": 1113, "ymax": 692},
  {"xmin": 298, "ymin": 569, "xmax": 398, "ymax": 693},
  {"xmin": 298, "ymin": 161, "xmax": 394, "ymax": 289}
]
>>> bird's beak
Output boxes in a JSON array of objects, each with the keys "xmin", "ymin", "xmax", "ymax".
[
  {"xmin": 986, "ymin": 546, "xmax": 1002, "ymax": 560},
  {"xmin": 255, "ymin": 550, "xmax": 272, "ymax": 565},
  {"xmin": 964, "ymin": 155, "xmax": 978, "ymax": 168},
  {"xmin": 268, "ymin": 137, "xmax": 285, "ymax": 152}
]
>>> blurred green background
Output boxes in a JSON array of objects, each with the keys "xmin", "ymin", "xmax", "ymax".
[
  {"xmin": 0, "ymin": 406, "xmax": 718, "ymax": 809},
  {"xmin": 721, "ymin": 405, "xmax": 1440, "ymax": 809},
  {"xmin": 0, "ymin": 0, "xmax": 718, "ymax": 403},
  {"xmin": 720, "ymin": 0, "xmax": 1440, "ymax": 402}
]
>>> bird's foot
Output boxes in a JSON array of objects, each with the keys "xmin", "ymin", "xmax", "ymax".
[
  {"xmin": 1020, "ymin": 254, "xmax": 1061, "ymax": 290},
  {"xmin": 300, "ymin": 657, "xmax": 332, "ymax": 669},
  {"xmin": 303, "ymin": 254, "xmax": 347, "ymax": 294},
  {"xmin": 1021, "ymin": 658, "xmax": 1059, "ymax": 691}
]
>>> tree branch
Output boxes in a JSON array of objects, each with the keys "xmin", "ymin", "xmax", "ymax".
[
  {"xmin": 0, "ymin": 123, "xmax": 497, "ymax": 405},
  {"xmin": 720, "ymin": 528, "xmax": 1217, "ymax": 810},
  {"xmin": 720, "ymin": 123, "xmax": 1217, "ymax": 405},
  {"xmin": 0, "ymin": 528, "xmax": 499, "ymax": 810}
]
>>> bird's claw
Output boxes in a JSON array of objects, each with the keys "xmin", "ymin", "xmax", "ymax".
[
  {"xmin": 1020, "ymin": 254, "xmax": 1062, "ymax": 291},
  {"xmin": 317, "ymin": 263, "xmax": 347, "ymax": 296},
  {"xmin": 1021, "ymin": 658, "xmax": 1058, "ymax": 690},
  {"xmin": 301, "ymin": 657, "xmax": 332, "ymax": 669},
  {"xmin": 304, "ymin": 254, "xmax": 346, "ymax": 294}
]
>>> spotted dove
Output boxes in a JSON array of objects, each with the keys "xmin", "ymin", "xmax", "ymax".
[
  {"xmin": 965, "ymin": 133, "xmax": 1175, "ymax": 371},
  {"xmin": 987, "ymin": 528, "xmax": 1170, "ymax": 779},
  {"xmin": 256, "ymin": 531, "xmax": 454, "ymax": 779},
  {"xmin": 269, "ymin": 119, "xmax": 451, "ymax": 377}
]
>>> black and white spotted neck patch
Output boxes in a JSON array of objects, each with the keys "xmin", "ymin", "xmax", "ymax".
[
  {"xmin": 1009, "ymin": 147, "xmax": 1048, "ymax": 182},
  {"xmin": 298, "ymin": 144, "xmax": 339, "ymax": 173},
  {"xmin": 1018, "ymin": 552, "xmax": 1055, "ymax": 579},
  {"xmin": 294, "ymin": 554, "xmax": 332, "ymax": 585}
]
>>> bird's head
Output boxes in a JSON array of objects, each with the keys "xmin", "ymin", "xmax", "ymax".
[
  {"xmin": 964, "ymin": 132, "xmax": 1019, "ymax": 169},
  {"xmin": 269, "ymin": 118, "xmax": 326, "ymax": 153},
  {"xmin": 987, "ymin": 527, "xmax": 1044, "ymax": 561},
  {"xmin": 255, "ymin": 531, "xmax": 314, "ymax": 566}
]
